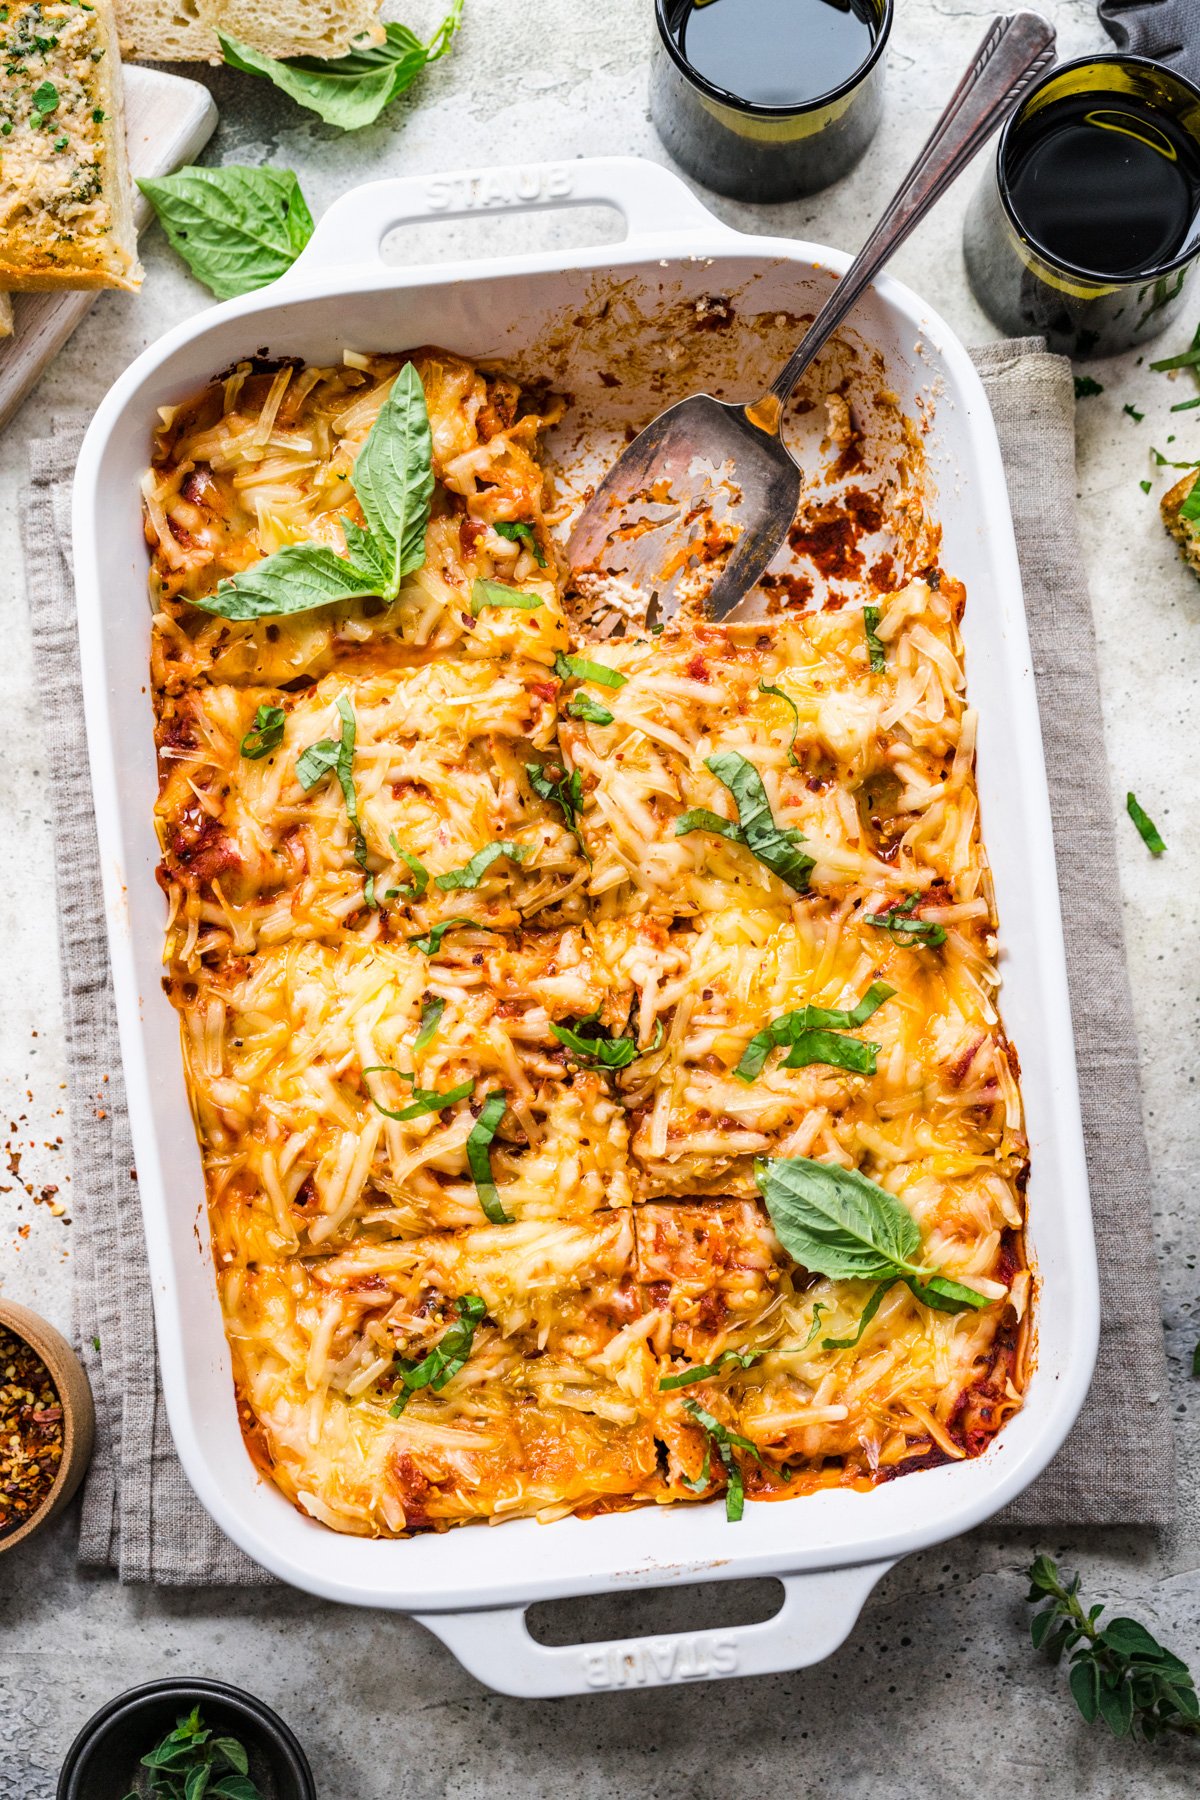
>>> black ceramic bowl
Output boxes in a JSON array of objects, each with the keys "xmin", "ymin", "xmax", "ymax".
[{"xmin": 57, "ymin": 1679, "xmax": 316, "ymax": 1800}]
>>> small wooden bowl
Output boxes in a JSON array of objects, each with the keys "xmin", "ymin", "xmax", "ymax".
[{"xmin": 0, "ymin": 1298, "xmax": 95, "ymax": 1555}]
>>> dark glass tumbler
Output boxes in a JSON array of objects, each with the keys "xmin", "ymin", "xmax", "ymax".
[
  {"xmin": 650, "ymin": 0, "xmax": 893, "ymax": 203},
  {"xmin": 964, "ymin": 54, "xmax": 1200, "ymax": 358}
]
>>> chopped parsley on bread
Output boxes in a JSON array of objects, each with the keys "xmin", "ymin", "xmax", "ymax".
[
  {"xmin": 1161, "ymin": 467, "xmax": 1200, "ymax": 579},
  {"xmin": 0, "ymin": 0, "xmax": 140, "ymax": 291}
]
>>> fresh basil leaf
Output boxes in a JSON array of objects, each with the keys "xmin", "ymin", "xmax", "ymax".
[
  {"xmin": 239, "ymin": 703, "xmax": 286, "ymax": 759},
  {"xmin": 466, "ymin": 1090, "xmax": 512, "ymax": 1223},
  {"xmin": 413, "ymin": 995, "xmax": 445, "ymax": 1053},
  {"xmin": 296, "ymin": 696, "xmax": 374, "ymax": 901},
  {"xmin": 757, "ymin": 678, "xmax": 801, "ymax": 766},
  {"xmin": 387, "ymin": 833, "xmax": 429, "ymax": 900},
  {"xmin": 526, "ymin": 762, "xmax": 587, "ymax": 838},
  {"xmin": 341, "ymin": 516, "xmax": 394, "ymax": 587},
  {"xmin": 210, "ymin": 1779, "xmax": 263, "ymax": 1800},
  {"xmin": 1123, "ymin": 403, "xmax": 1145, "ymax": 422},
  {"xmin": 779, "ymin": 1028, "xmax": 880, "ymax": 1074},
  {"xmin": 196, "ymin": 541, "xmax": 380, "ymax": 621},
  {"xmin": 1181, "ymin": 480, "xmax": 1200, "ymax": 523},
  {"xmin": 351, "ymin": 360, "xmax": 434, "ymax": 592},
  {"xmin": 408, "ymin": 916, "xmax": 490, "ymax": 955},
  {"xmin": 681, "ymin": 1441, "xmax": 712, "ymax": 1494},
  {"xmin": 735, "ymin": 981, "xmax": 895, "ymax": 1081},
  {"xmin": 470, "ymin": 577, "xmax": 542, "ymax": 615},
  {"xmin": 567, "ymin": 692, "xmax": 614, "ymax": 726},
  {"xmin": 554, "ymin": 651, "xmax": 627, "ymax": 690},
  {"xmin": 550, "ymin": 1015, "xmax": 640, "ymax": 1069},
  {"xmin": 1073, "ymin": 375, "xmax": 1104, "ymax": 398},
  {"xmin": 799, "ymin": 1300, "xmax": 829, "ymax": 1349},
  {"xmin": 210, "ymin": 1741, "xmax": 249, "ymax": 1777},
  {"xmin": 1126, "ymin": 791, "xmax": 1165, "ymax": 855},
  {"xmin": 676, "ymin": 751, "xmax": 814, "ymax": 893},
  {"xmin": 493, "ymin": 519, "xmax": 547, "ymax": 566},
  {"xmin": 363, "ymin": 1064, "xmax": 473, "ymax": 1122},
  {"xmin": 863, "ymin": 604, "xmax": 886, "ymax": 673},
  {"xmin": 659, "ymin": 1349, "xmax": 761, "ymax": 1391},
  {"xmin": 185, "ymin": 1765, "xmax": 211, "ymax": 1800},
  {"xmin": 389, "ymin": 1292, "xmax": 486, "ymax": 1415},
  {"xmin": 138, "ymin": 165, "xmax": 313, "ymax": 300},
  {"xmin": 755, "ymin": 1154, "xmax": 922, "ymax": 1281},
  {"xmin": 904, "ymin": 1273, "xmax": 988, "ymax": 1314},
  {"xmin": 31, "ymin": 79, "xmax": 58, "ymax": 116},
  {"xmin": 435, "ymin": 840, "xmax": 528, "ymax": 891},
  {"xmin": 220, "ymin": 3, "xmax": 462, "ymax": 131},
  {"xmin": 681, "ymin": 1399, "xmax": 773, "ymax": 1523},
  {"xmin": 865, "ymin": 894, "xmax": 947, "ymax": 948},
  {"xmin": 1139, "ymin": 479, "xmax": 1153, "ymax": 494},
  {"xmin": 820, "ymin": 1279, "xmax": 892, "ymax": 1348},
  {"xmin": 1150, "ymin": 445, "xmax": 1200, "ymax": 468}
]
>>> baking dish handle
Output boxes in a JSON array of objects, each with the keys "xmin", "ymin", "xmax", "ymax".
[
  {"xmin": 412, "ymin": 1560, "xmax": 895, "ymax": 1697},
  {"xmin": 285, "ymin": 156, "xmax": 726, "ymax": 280}
]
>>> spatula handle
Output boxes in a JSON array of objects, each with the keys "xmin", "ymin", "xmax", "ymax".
[{"xmin": 760, "ymin": 12, "xmax": 1057, "ymax": 416}]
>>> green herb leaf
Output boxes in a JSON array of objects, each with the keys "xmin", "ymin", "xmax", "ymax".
[
  {"xmin": 1149, "ymin": 347, "xmax": 1200, "ymax": 372},
  {"xmin": 389, "ymin": 1292, "xmax": 486, "ymax": 1415},
  {"xmin": 435, "ymin": 840, "xmax": 528, "ymax": 891},
  {"xmin": 1192, "ymin": 1339, "xmax": 1200, "ymax": 1379},
  {"xmin": 137, "ymin": 165, "xmax": 313, "ymax": 300},
  {"xmin": 554, "ymin": 651, "xmax": 627, "ymax": 690},
  {"xmin": 863, "ymin": 604, "xmax": 886, "ymax": 672},
  {"xmin": 493, "ymin": 519, "xmax": 546, "ymax": 565},
  {"xmin": 1139, "ymin": 479, "xmax": 1152, "ymax": 494},
  {"xmin": 779, "ymin": 1027, "xmax": 880, "ymax": 1074},
  {"xmin": 470, "ymin": 577, "xmax": 542, "ymax": 615},
  {"xmin": 754, "ymin": 1154, "xmax": 988, "ymax": 1314},
  {"xmin": 408, "ymin": 916, "xmax": 490, "ymax": 955},
  {"xmin": 1123, "ymin": 403, "xmax": 1145, "ymax": 422},
  {"xmin": 363, "ymin": 1064, "xmax": 472, "ymax": 1122},
  {"xmin": 659, "ymin": 1349, "xmax": 762, "ymax": 1390},
  {"xmin": 239, "ymin": 703, "xmax": 286, "ymax": 759},
  {"xmin": 757, "ymin": 678, "xmax": 801, "ymax": 766},
  {"xmin": 1126, "ymin": 791, "xmax": 1165, "ymax": 855},
  {"xmin": 734, "ymin": 980, "xmax": 895, "ymax": 1081},
  {"xmin": 567, "ymin": 691, "xmax": 614, "ymax": 725},
  {"xmin": 386, "ymin": 833, "xmax": 429, "ymax": 900},
  {"xmin": 466, "ymin": 1090, "xmax": 512, "ymax": 1223},
  {"xmin": 413, "ymin": 995, "xmax": 445, "ymax": 1053},
  {"xmin": 865, "ymin": 893, "xmax": 947, "ymax": 948},
  {"xmin": 799, "ymin": 1300, "xmax": 830, "ymax": 1349},
  {"xmin": 295, "ymin": 696, "xmax": 374, "ymax": 900},
  {"xmin": 1170, "ymin": 395, "xmax": 1200, "ymax": 412},
  {"xmin": 210, "ymin": 1741, "xmax": 249, "ymax": 1776},
  {"xmin": 550, "ymin": 1013, "xmax": 641, "ymax": 1069},
  {"xmin": 676, "ymin": 751, "xmax": 814, "ymax": 893},
  {"xmin": 1181, "ymin": 481, "xmax": 1200, "ymax": 525},
  {"xmin": 31, "ymin": 77, "xmax": 57, "ymax": 114},
  {"xmin": 820, "ymin": 1279, "xmax": 891, "ymax": 1349},
  {"xmin": 219, "ymin": 2, "xmax": 462, "ymax": 131},
  {"xmin": 210, "ymin": 1779, "xmax": 262, "ymax": 1800},
  {"xmin": 196, "ymin": 541, "xmax": 381, "ymax": 620},
  {"xmin": 681, "ymin": 1399, "xmax": 775, "ymax": 1523},
  {"xmin": 526, "ymin": 761, "xmax": 587, "ymax": 838},
  {"xmin": 1151, "ymin": 445, "xmax": 1200, "ymax": 468},
  {"xmin": 1073, "ymin": 375, "xmax": 1104, "ymax": 398}
]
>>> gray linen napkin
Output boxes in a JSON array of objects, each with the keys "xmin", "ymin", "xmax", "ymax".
[
  {"xmin": 1098, "ymin": 0, "xmax": 1200, "ymax": 86},
  {"xmin": 18, "ymin": 337, "xmax": 1173, "ymax": 1585}
]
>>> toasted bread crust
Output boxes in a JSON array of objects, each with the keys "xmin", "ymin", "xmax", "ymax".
[
  {"xmin": 114, "ymin": 0, "xmax": 384, "ymax": 64},
  {"xmin": 1161, "ymin": 468, "xmax": 1200, "ymax": 580}
]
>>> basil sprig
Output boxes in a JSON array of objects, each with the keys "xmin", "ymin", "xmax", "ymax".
[
  {"xmin": 734, "ymin": 980, "xmax": 895, "ymax": 1082},
  {"xmin": 220, "ymin": 2, "xmax": 462, "ymax": 132},
  {"xmin": 363, "ymin": 1064, "xmax": 473, "ymax": 1121},
  {"xmin": 196, "ymin": 362, "xmax": 433, "ymax": 620},
  {"xmin": 567, "ymin": 693, "xmax": 614, "ymax": 726},
  {"xmin": 435, "ymin": 841, "xmax": 528, "ymax": 891},
  {"xmin": 470, "ymin": 578, "xmax": 542, "ymax": 615},
  {"xmin": 676, "ymin": 751, "xmax": 814, "ymax": 893},
  {"xmin": 389, "ymin": 1293, "xmax": 486, "ymax": 1417},
  {"xmin": 681, "ymin": 1399, "xmax": 776, "ymax": 1522},
  {"xmin": 866, "ymin": 894, "xmax": 947, "ymax": 948},
  {"xmin": 863, "ymin": 604, "xmax": 886, "ymax": 672},
  {"xmin": 295, "ymin": 695, "xmax": 375, "ymax": 904},
  {"xmin": 138, "ymin": 165, "xmax": 314, "ymax": 300},
  {"xmin": 757, "ymin": 679, "xmax": 801, "ymax": 767},
  {"xmin": 554, "ymin": 651, "xmax": 627, "ymax": 690},
  {"xmin": 467, "ymin": 1091, "xmax": 512, "ymax": 1224},
  {"xmin": 755, "ymin": 1155, "xmax": 989, "ymax": 1314},
  {"xmin": 239, "ymin": 703, "xmax": 286, "ymax": 759},
  {"xmin": 413, "ymin": 995, "xmax": 445, "ymax": 1053},
  {"xmin": 494, "ymin": 520, "xmax": 546, "ymax": 566}
]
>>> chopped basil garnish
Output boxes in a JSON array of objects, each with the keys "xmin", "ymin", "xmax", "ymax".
[
  {"xmin": 863, "ymin": 604, "xmax": 886, "ymax": 672},
  {"xmin": 681, "ymin": 1399, "xmax": 774, "ymax": 1522},
  {"xmin": 31, "ymin": 80, "xmax": 58, "ymax": 117},
  {"xmin": 1139, "ymin": 480, "xmax": 1152, "ymax": 495},
  {"xmin": 196, "ymin": 362, "xmax": 432, "ymax": 619},
  {"xmin": 435, "ymin": 841, "xmax": 528, "ymax": 891},
  {"xmin": 1073, "ymin": 375, "xmax": 1103, "ymax": 399},
  {"xmin": 1181, "ymin": 481, "xmax": 1200, "ymax": 525},
  {"xmin": 363, "ymin": 1064, "xmax": 473, "ymax": 1121},
  {"xmin": 413, "ymin": 995, "xmax": 445, "ymax": 1053},
  {"xmin": 470, "ymin": 578, "xmax": 542, "ymax": 615},
  {"xmin": 799, "ymin": 1300, "xmax": 830, "ymax": 1348},
  {"xmin": 1126, "ymin": 791, "xmax": 1165, "ymax": 855},
  {"xmin": 865, "ymin": 894, "xmax": 946, "ymax": 948},
  {"xmin": 734, "ymin": 980, "xmax": 895, "ymax": 1082},
  {"xmin": 493, "ymin": 519, "xmax": 546, "ymax": 565},
  {"xmin": 820, "ymin": 1280, "xmax": 890, "ymax": 1349},
  {"xmin": 676, "ymin": 751, "xmax": 814, "ymax": 893},
  {"xmin": 466, "ymin": 1090, "xmax": 512, "ymax": 1224},
  {"xmin": 386, "ymin": 834, "xmax": 429, "ymax": 901},
  {"xmin": 219, "ymin": 2, "xmax": 462, "ymax": 131},
  {"xmin": 757, "ymin": 679, "xmax": 801, "ymax": 767},
  {"xmin": 389, "ymin": 1293, "xmax": 486, "ymax": 1416},
  {"xmin": 1123, "ymin": 403, "xmax": 1144, "ymax": 423},
  {"xmin": 554, "ymin": 651, "xmax": 627, "ymax": 690},
  {"xmin": 567, "ymin": 692, "xmax": 614, "ymax": 726},
  {"xmin": 659, "ymin": 1349, "xmax": 760, "ymax": 1391},
  {"xmin": 408, "ymin": 917, "xmax": 491, "ymax": 955},
  {"xmin": 239, "ymin": 703, "xmax": 285, "ymax": 759},
  {"xmin": 296, "ymin": 695, "xmax": 375, "ymax": 905},
  {"xmin": 550, "ymin": 1012, "xmax": 659, "ymax": 1070},
  {"xmin": 138, "ymin": 165, "xmax": 313, "ymax": 301},
  {"xmin": 754, "ymin": 1154, "xmax": 989, "ymax": 1313},
  {"xmin": 527, "ymin": 761, "xmax": 587, "ymax": 837}
]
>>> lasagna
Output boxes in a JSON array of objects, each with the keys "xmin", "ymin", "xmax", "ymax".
[{"xmin": 144, "ymin": 349, "xmax": 1030, "ymax": 1536}]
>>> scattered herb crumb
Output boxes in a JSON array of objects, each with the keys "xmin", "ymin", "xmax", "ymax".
[
  {"xmin": 1139, "ymin": 480, "xmax": 1152, "ymax": 494},
  {"xmin": 1073, "ymin": 375, "xmax": 1104, "ymax": 399},
  {"xmin": 1126, "ymin": 792, "xmax": 1165, "ymax": 855},
  {"xmin": 1123, "ymin": 403, "xmax": 1145, "ymax": 422}
]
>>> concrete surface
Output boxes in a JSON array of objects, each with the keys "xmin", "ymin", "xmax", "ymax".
[{"xmin": 2, "ymin": 0, "xmax": 1198, "ymax": 1793}]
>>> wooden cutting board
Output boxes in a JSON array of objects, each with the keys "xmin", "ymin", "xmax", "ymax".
[{"xmin": 0, "ymin": 65, "xmax": 218, "ymax": 432}]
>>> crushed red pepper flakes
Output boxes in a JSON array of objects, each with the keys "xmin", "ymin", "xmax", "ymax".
[{"xmin": 0, "ymin": 1327, "xmax": 64, "ymax": 1535}]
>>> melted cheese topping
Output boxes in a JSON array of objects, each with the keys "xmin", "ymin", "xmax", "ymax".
[{"xmin": 147, "ymin": 351, "xmax": 1029, "ymax": 1537}]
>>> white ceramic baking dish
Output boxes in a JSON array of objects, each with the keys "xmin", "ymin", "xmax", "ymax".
[{"xmin": 72, "ymin": 156, "xmax": 1099, "ymax": 1697}]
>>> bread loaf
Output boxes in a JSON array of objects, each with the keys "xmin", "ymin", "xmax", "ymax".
[{"xmin": 114, "ymin": 0, "xmax": 384, "ymax": 64}]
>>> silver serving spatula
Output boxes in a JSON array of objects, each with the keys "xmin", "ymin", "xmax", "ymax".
[{"xmin": 567, "ymin": 11, "xmax": 1056, "ymax": 627}]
